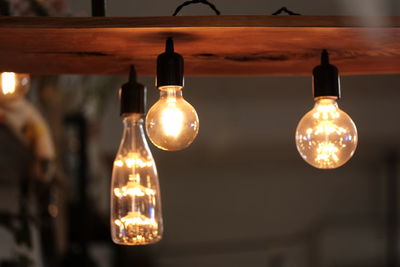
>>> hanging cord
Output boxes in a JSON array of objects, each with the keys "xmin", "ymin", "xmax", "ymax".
[
  {"xmin": 173, "ymin": 0, "xmax": 220, "ymax": 16},
  {"xmin": 272, "ymin": 6, "xmax": 301, "ymax": 16}
]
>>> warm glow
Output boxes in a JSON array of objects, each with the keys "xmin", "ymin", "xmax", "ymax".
[
  {"xmin": 1, "ymin": 72, "xmax": 16, "ymax": 95},
  {"xmin": 114, "ymin": 160, "xmax": 124, "ymax": 167},
  {"xmin": 114, "ymin": 212, "xmax": 158, "ymax": 245},
  {"xmin": 111, "ymin": 115, "xmax": 162, "ymax": 245},
  {"xmin": 114, "ymin": 154, "xmax": 153, "ymax": 168},
  {"xmin": 0, "ymin": 72, "xmax": 30, "ymax": 100},
  {"xmin": 146, "ymin": 86, "xmax": 199, "ymax": 151},
  {"xmin": 113, "ymin": 171, "xmax": 158, "ymax": 245},
  {"xmin": 125, "ymin": 153, "xmax": 153, "ymax": 168},
  {"xmin": 295, "ymin": 98, "xmax": 357, "ymax": 169},
  {"xmin": 161, "ymin": 100, "xmax": 184, "ymax": 137},
  {"xmin": 315, "ymin": 142, "xmax": 339, "ymax": 163},
  {"xmin": 114, "ymin": 178, "xmax": 156, "ymax": 198}
]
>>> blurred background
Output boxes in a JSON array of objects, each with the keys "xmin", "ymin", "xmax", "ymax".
[{"xmin": 0, "ymin": 0, "xmax": 400, "ymax": 266}]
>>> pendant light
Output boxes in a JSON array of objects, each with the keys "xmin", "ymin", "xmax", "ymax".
[
  {"xmin": 0, "ymin": 72, "xmax": 30, "ymax": 101},
  {"xmin": 146, "ymin": 37, "xmax": 199, "ymax": 151},
  {"xmin": 295, "ymin": 50, "xmax": 358, "ymax": 169},
  {"xmin": 111, "ymin": 66, "xmax": 163, "ymax": 245}
]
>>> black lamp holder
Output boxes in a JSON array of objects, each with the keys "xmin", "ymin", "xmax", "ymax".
[
  {"xmin": 312, "ymin": 49, "xmax": 341, "ymax": 99},
  {"xmin": 120, "ymin": 65, "xmax": 146, "ymax": 116},
  {"xmin": 156, "ymin": 37, "xmax": 184, "ymax": 88}
]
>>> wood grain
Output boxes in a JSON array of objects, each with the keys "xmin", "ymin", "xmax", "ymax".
[{"xmin": 0, "ymin": 16, "xmax": 399, "ymax": 76}]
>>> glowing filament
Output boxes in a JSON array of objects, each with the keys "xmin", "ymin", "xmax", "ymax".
[
  {"xmin": 111, "ymin": 113, "xmax": 162, "ymax": 245},
  {"xmin": 114, "ymin": 160, "xmax": 124, "ymax": 167},
  {"xmin": 115, "ymin": 212, "xmax": 157, "ymax": 227},
  {"xmin": 161, "ymin": 100, "xmax": 184, "ymax": 137},
  {"xmin": 1, "ymin": 72, "xmax": 16, "ymax": 95},
  {"xmin": 315, "ymin": 142, "xmax": 339, "ymax": 164},
  {"xmin": 314, "ymin": 121, "xmax": 347, "ymax": 136},
  {"xmin": 114, "ymin": 180, "xmax": 155, "ymax": 198},
  {"xmin": 114, "ymin": 153, "xmax": 153, "ymax": 168},
  {"xmin": 295, "ymin": 98, "xmax": 358, "ymax": 169},
  {"xmin": 114, "ymin": 212, "xmax": 158, "ymax": 244}
]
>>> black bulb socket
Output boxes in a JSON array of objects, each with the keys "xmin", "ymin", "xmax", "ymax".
[
  {"xmin": 120, "ymin": 65, "xmax": 146, "ymax": 116},
  {"xmin": 156, "ymin": 37, "xmax": 184, "ymax": 88},
  {"xmin": 312, "ymin": 49, "xmax": 341, "ymax": 99}
]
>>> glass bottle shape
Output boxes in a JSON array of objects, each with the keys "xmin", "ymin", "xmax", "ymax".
[{"xmin": 111, "ymin": 114, "xmax": 163, "ymax": 245}]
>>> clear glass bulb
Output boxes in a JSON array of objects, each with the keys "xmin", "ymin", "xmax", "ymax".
[
  {"xmin": 0, "ymin": 72, "xmax": 30, "ymax": 101},
  {"xmin": 295, "ymin": 97, "xmax": 358, "ymax": 169},
  {"xmin": 111, "ymin": 114, "xmax": 163, "ymax": 245},
  {"xmin": 146, "ymin": 86, "xmax": 199, "ymax": 151}
]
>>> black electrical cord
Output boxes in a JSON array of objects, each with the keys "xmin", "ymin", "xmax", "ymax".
[
  {"xmin": 272, "ymin": 6, "xmax": 301, "ymax": 16},
  {"xmin": 173, "ymin": 0, "xmax": 220, "ymax": 16}
]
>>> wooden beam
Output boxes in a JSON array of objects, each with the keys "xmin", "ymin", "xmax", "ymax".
[{"xmin": 0, "ymin": 16, "xmax": 399, "ymax": 76}]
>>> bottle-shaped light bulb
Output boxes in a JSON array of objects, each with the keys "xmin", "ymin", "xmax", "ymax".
[
  {"xmin": 295, "ymin": 50, "xmax": 358, "ymax": 169},
  {"xmin": 111, "ymin": 66, "xmax": 163, "ymax": 245},
  {"xmin": 0, "ymin": 72, "xmax": 30, "ymax": 101},
  {"xmin": 146, "ymin": 38, "xmax": 199, "ymax": 151}
]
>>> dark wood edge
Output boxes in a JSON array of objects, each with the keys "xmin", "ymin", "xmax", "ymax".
[{"xmin": 0, "ymin": 16, "xmax": 400, "ymax": 28}]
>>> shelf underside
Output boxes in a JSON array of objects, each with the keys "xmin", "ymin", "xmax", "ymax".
[{"xmin": 0, "ymin": 16, "xmax": 400, "ymax": 76}]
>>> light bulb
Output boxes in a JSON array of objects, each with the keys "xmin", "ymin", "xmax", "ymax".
[
  {"xmin": 146, "ymin": 85, "xmax": 199, "ymax": 151},
  {"xmin": 0, "ymin": 72, "xmax": 30, "ymax": 101},
  {"xmin": 296, "ymin": 49, "xmax": 358, "ymax": 169},
  {"xmin": 146, "ymin": 37, "xmax": 199, "ymax": 151},
  {"xmin": 111, "ymin": 66, "xmax": 162, "ymax": 245},
  {"xmin": 296, "ymin": 97, "xmax": 357, "ymax": 169},
  {"xmin": 111, "ymin": 113, "xmax": 163, "ymax": 245}
]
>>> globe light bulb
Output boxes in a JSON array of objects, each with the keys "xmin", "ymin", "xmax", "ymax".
[
  {"xmin": 146, "ymin": 85, "xmax": 199, "ymax": 151},
  {"xmin": 295, "ymin": 97, "xmax": 357, "ymax": 169},
  {"xmin": 295, "ymin": 49, "xmax": 358, "ymax": 169},
  {"xmin": 0, "ymin": 72, "xmax": 30, "ymax": 101},
  {"xmin": 111, "ymin": 66, "xmax": 163, "ymax": 245},
  {"xmin": 146, "ymin": 37, "xmax": 199, "ymax": 151}
]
